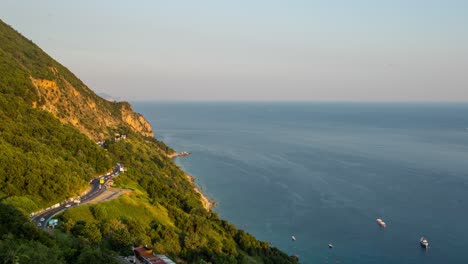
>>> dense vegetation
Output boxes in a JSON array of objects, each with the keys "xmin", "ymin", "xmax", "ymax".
[
  {"xmin": 0, "ymin": 18, "xmax": 298, "ymax": 263},
  {"xmin": 56, "ymin": 137, "xmax": 297, "ymax": 263},
  {"xmin": 0, "ymin": 18, "xmax": 111, "ymax": 104},
  {"xmin": 0, "ymin": 94, "xmax": 113, "ymax": 210},
  {"xmin": 0, "ymin": 19, "xmax": 153, "ymax": 140},
  {"xmin": 0, "ymin": 203, "xmax": 121, "ymax": 264}
]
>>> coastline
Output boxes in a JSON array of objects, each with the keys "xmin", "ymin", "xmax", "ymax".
[
  {"xmin": 167, "ymin": 151, "xmax": 190, "ymax": 159},
  {"xmin": 185, "ymin": 173, "xmax": 216, "ymax": 210},
  {"xmin": 167, "ymin": 152, "xmax": 215, "ymax": 210},
  {"xmin": 167, "ymin": 152, "xmax": 179, "ymax": 159}
]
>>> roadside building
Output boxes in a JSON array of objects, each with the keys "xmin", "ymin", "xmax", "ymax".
[
  {"xmin": 154, "ymin": 255, "xmax": 176, "ymax": 264},
  {"xmin": 133, "ymin": 246, "xmax": 152, "ymax": 260},
  {"xmin": 133, "ymin": 247, "xmax": 176, "ymax": 264},
  {"xmin": 115, "ymin": 133, "xmax": 127, "ymax": 141}
]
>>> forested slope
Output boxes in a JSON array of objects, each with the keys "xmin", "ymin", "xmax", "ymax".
[
  {"xmin": 0, "ymin": 94, "xmax": 112, "ymax": 211},
  {"xmin": 0, "ymin": 19, "xmax": 298, "ymax": 263},
  {"xmin": 0, "ymin": 19, "xmax": 153, "ymax": 140}
]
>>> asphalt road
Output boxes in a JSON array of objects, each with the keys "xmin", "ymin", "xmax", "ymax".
[{"xmin": 31, "ymin": 164, "xmax": 123, "ymax": 230}]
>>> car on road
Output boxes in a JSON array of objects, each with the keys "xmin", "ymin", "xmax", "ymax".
[
  {"xmin": 37, "ymin": 223, "xmax": 42, "ymax": 227},
  {"xmin": 65, "ymin": 204, "xmax": 71, "ymax": 208},
  {"xmin": 40, "ymin": 217, "xmax": 45, "ymax": 221}
]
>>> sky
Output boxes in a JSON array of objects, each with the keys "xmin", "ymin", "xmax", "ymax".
[{"xmin": 1, "ymin": 0, "xmax": 467, "ymax": 101}]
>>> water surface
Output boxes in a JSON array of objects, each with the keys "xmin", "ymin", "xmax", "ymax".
[{"xmin": 134, "ymin": 102, "xmax": 468, "ymax": 263}]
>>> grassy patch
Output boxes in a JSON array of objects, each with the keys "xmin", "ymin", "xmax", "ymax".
[{"xmin": 61, "ymin": 194, "xmax": 174, "ymax": 228}]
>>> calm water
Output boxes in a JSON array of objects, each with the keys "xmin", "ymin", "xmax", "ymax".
[{"xmin": 133, "ymin": 102, "xmax": 468, "ymax": 264}]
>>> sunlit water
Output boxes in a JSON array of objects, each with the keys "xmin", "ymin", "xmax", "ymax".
[{"xmin": 134, "ymin": 102, "xmax": 468, "ymax": 263}]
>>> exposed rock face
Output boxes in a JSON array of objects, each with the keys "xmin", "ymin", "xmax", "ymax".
[
  {"xmin": 31, "ymin": 75, "xmax": 153, "ymax": 140},
  {"xmin": 120, "ymin": 103, "xmax": 154, "ymax": 138},
  {"xmin": 0, "ymin": 19, "xmax": 153, "ymax": 141}
]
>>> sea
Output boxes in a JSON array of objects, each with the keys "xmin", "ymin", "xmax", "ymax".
[{"xmin": 133, "ymin": 102, "xmax": 468, "ymax": 264}]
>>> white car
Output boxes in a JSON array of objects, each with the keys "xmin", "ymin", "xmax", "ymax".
[
  {"xmin": 37, "ymin": 223, "xmax": 42, "ymax": 227},
  {"xmin": 40, "ymin": 217, "xmax": 45, "ymax": 221},
  {"xmin": 65, "ymin": 204, "xmax": 71, "ymax": 208}
]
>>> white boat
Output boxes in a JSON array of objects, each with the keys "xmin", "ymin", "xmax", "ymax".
[
  {"xmin": 328, "ymin": 244, "xmax": 333, "ymax": 249},
  {"xmin": 291, "ymin": 236, "xmax": 296, "ymax": 241},
  {"xmin": 420, "ymin": 236, "xmax": 429, "ymax": 248},
  {"xmin": 376, "ymin": 218, "xmax": 387, "ymax": 228}
]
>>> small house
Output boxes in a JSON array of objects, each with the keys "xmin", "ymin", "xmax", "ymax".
[{"xmin": 133, "ymin": 247, "xmax": 176, "ymax": 264}]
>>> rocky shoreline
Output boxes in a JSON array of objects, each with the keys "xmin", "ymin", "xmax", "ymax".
[
  {"xmin": 167, "ymin": 151, "xmax": 191, "ymax": 158},
  {"xmin": 185, "ymin": 173, "xmax": 216, "ymax": 210},
  {"xmin": 168, "ymin": 152, "xmax": 216, "ymax": 210}
]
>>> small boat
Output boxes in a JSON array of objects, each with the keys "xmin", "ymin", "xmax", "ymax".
[
  {"xmin": 420, "ymin": 236, "xmax": 429, "ymax": 248},
  {"xmin": 291, "ymin": 236, "xmax": 296, "ymax": 241},
  {"xmin": 328, "ymin": 244, "xmax": 333, "ymax": 249},
  {"xmin": 376, "ymin": 218, "xmax": 387, "ymax": 228}
]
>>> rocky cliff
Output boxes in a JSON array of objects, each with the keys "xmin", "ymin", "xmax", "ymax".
[
  {"xmin": 0, "ymin": 20, "xmax": 153, "ymax": 140},
  {"xmin": 0, "ymin": 18, "xmax": 298, "ymax": 264}
]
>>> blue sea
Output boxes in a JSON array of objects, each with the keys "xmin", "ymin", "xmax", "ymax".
[{"xmin": 133, "ymin": 102, "xmax": 468, "ymax": 264}]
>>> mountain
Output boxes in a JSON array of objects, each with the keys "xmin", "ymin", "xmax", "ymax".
[
  {"xmin": 96, "ymin": 92, "xmax": 122, "ymax": 102},
  {"xmin": 0, "ymin": 20, "xmax": 152, "ymax": 140},
  {"xmin": 0, "ymin": 19, "xmax": 298, "ymax": 264}
]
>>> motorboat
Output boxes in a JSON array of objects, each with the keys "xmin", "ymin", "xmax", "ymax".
[
  {"xmin": 420, "ymin": 236, "xmax": 429, "ymax": 248},
  {"xmin": 376, "ymin": 218, "xmax": 386, "ymax": 228}
]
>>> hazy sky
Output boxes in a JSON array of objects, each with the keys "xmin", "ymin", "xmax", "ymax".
[{"xmin": 1, "ymin": 0, "xmax": 467, "ymax": 101}]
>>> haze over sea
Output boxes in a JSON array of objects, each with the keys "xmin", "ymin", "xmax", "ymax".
[{"xmin": 134, "ymin": 102, "xmax": 468, "ymax": 263}]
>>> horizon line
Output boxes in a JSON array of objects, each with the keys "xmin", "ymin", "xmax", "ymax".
[{"xmin": 128, "ymin": 99, "xmax": 468, "ymax": 104}]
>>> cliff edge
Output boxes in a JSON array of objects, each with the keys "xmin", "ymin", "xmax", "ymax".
[{"xmin": 0, "ymin": 20, "xmax": 153, "ymax": 140}]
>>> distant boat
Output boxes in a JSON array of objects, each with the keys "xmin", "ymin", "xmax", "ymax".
[
  {"xmin": 291, "ymin": 236, "xmax": 296, "ymax": 241},
  {"xmin": 376, "ymin": 218, "xmax": 387, "ymax": 228},
  {"xmin": 328, "ymin": 244, "xmax": 333, "ymax": 249},
  {"xmin": 420, "ymin": 236, "xmax": 429, "ymax": 248}
]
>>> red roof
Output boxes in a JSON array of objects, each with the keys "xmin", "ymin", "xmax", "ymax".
[
  {"xmin": 134, "ymin": 247, "xmax": 175, "ymax": 264},
  {"xmin": 134, "ymin": 247, "xmax": 153, "ymax": 258}
]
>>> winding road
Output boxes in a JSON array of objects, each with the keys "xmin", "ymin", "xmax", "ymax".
[{"xmin": 31, "ymin": 163, "xmax": 123, "ymax": 230}]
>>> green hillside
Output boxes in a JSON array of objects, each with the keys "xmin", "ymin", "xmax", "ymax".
[
  {"xmin": 0, "ymin": 19, "xmax": 298, "ymax": 263},
  {"xmin": 0, "ymin": 19, "xmax": 153, "ymax": 141},
  {"xmin": 0, "ymin": 94, "xmax": 113, "ymax": 211}
]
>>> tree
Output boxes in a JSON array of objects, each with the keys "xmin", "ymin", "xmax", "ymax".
[
  {"xmin": 0, "ymin": 235, "xmax": 64, "ymax": 264},
  {"xmin": 109, "ymin": 228, "xmax": 132, "ymax": 254},
  {"xmin": 76, "ymin": 247, "xmax": 120, "ymax": 264}
]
